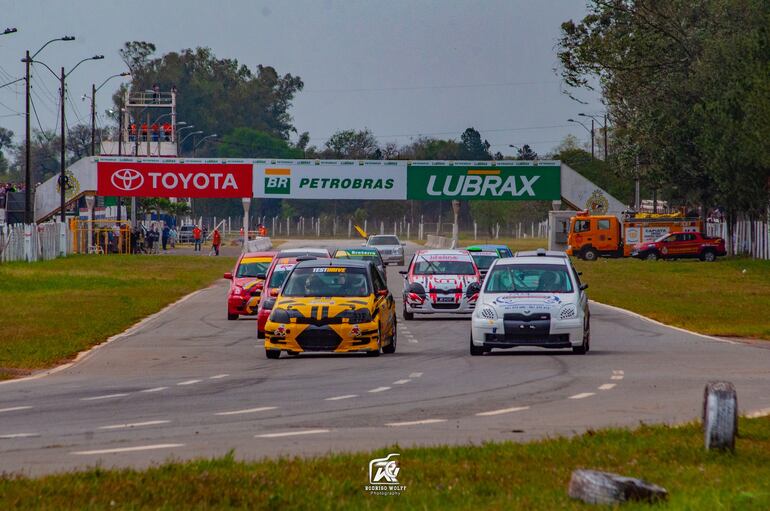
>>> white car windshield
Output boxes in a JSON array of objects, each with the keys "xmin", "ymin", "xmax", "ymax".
[
  {"xmin": 413, "ymin": 257, "xmax": 475, "ymax": 275},
  {"xmin": 369, "ymin": 236, "xmax": 399, "ymax": 245},
  {"xmin": 283, "ymin": 267, "xmax": 370, "ymax": 297},
  {"xmin": 485, "ymin": 264, "xmax": 574, "ymax": 293}
]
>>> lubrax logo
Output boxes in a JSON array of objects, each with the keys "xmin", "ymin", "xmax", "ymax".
[
  {"xmin": 264, "ymin": 168, "xmax": 291, "ymax": 194},
  {"xmin": 426, "ymin": 169, "xmax": 540, "ymax": 198}
]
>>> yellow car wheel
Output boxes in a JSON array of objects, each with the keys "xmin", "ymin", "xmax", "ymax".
[
  {"xmin": 383, "ymin": 318, "xmax": 397, "ymax": 354},
  {"xmin": 265, "ymin": 349, "xmax": 280, "ymax": 360}
]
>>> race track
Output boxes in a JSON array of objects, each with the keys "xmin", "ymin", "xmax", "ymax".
[{"xmin": 2, "ymin": 240, "xmax": 769, "ymax": 476}]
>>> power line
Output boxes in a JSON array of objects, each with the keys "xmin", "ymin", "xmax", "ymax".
[
  {"xmin": 303, "ymin": 80, "xmax": 560, "ymax": 94},
  {"xmin": 29, "ymin": 94, "xmax": 48, "ymax": 134}
]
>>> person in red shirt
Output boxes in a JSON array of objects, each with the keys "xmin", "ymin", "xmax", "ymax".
[
  {"xmin": 162, "ymin": 123, "xmax": 172, "ymax": 141},
  {"xmin": 151, "ymin": 123, "xmax": 160, "ymax": 142},
  {"xmin": 211, "ymin": 228, "xmax": 221, "ymax": 256},
  {"xmin": 141, "ymin": 123, "xmax": 148, "ymax": 142},
  {"xmin": 193, "ymin": 225, "xmax": 202, "ymax": 251}
]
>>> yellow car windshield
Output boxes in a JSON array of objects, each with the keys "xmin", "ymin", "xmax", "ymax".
[{"xmin": 283, "ymin": 267, "xmax": 371, "ymax": 297}]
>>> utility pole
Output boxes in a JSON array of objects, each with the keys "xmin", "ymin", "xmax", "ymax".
[
  {"xmin": 59, "ymin": 67, "xmax": 66, "ymax": 222},
  {"xmin": 117, "ymin": 107, "xmax": 123, "ymax": 221},
  {"xmin": 590, "ymin": 118, "xmax": 595, "ymax": 160},
  {"xmin": 604, "ymin": 114, "xmax": 608, "ymax": 160},
  {"xmin": 90, "ymin": 83, "xmax": 96, "ymax": 155},
  {"xmin": 24, "ymin": 50, "xmax": 31, "ymax": 222}
]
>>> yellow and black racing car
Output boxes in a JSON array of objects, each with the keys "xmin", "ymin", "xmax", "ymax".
[{"xmin": 263, "ymin": 259, "xmax": 397, "ymax": 359}]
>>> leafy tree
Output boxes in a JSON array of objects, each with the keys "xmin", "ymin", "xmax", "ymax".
[
  {"xmin": 114, "ymin": 42, "xmax": 304, "ymax": 153},
  {"xmin": 516, "ymin": 144, "xmax": 538, "ymax": 161},
  {"xmin": 557, "ymin": 0, "xmax": 769, "ymax": 218},
  {"xmin": 216, "ymin": 127, "xmax": 303, "ymax": 159},
  {"xmin": 323, "ymin": 129, "xmax": 379, "ymax": 159},
  {"xmin": 459, "ymin": 128, "xmax": 491, "ymax": 160}
]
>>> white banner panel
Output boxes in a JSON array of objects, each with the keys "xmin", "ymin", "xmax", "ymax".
[{"xmin": 252, "ymin": 160, "xmax": 407, "ymax": 200}]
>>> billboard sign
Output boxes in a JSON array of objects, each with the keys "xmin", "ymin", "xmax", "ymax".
[
  {"xmin": 406, "ymin": 161, "xmax": 560, "ymax": 201},
  {"xmin": 253, "ymin": 160, "xmax": 407, "ymax": 200},
  {"xmin": 97, "ymin": 161, "xmax": 253, "ymax": 198}
]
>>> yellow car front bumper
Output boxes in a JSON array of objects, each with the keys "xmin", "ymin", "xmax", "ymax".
[{"xmin": 264, "ymin": 320, "xmax": 380, "ymax": 353}]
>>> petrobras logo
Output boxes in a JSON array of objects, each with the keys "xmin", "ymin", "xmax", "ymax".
[
  {"xmin": 111, "ymin": 168, "xmax": 144, "ymax": 191},
  {"xmin": 264, "ymin": 168, "xmax": 291, "ymax": 194},
  {"xmin": 426, "ymin": 168, "xmax": 540, "ymax": 198}
]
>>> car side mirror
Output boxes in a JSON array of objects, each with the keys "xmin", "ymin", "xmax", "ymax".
[
  {"xmin": 580, "ymin": 283, "xmax": 589, "ymax": 291},
  {"xmin": 377, "ymin": 289, "xmax": 389, "ymax": 297},
  {"xmin": 256, "ymin": 273, "xmax": 267, "ymax": 280},
  {"xmin": 270, "ymin": 288, "xmax": 280, "ymax": 297},
  {"xmin": 223, "ymin": 272, "xmax": 233, "ymax": 280},
  {"xmin": 399, "ymin": 270, "xmax": 408, "ymax": 276},
  {"xmin": 401, "ymin": 242, "xmax": 406, "ymax": 246},
  {"xmin": 577, "ymin": 271, "xmax": 583, "ymax": 276}
]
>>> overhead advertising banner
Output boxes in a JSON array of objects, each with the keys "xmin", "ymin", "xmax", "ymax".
[
  {"xmin": 252, "ymin": 160, "xmax": 407, "ymax": 200},
  {"xmin": 97, "ymin": 161, "xmax": 253, "ymax": 198},
  {"xmin": 406, "ymin": 161, "xmax": 561, "ymax": 201}
]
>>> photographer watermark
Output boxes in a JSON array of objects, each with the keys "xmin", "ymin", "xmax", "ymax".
[{"xmin": 365, "ymin": 453, "xmax": 407, "ymax": 496}]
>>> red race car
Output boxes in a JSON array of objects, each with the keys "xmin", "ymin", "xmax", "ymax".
[
  {"xmin": 255, "ymin": 253, "xmax": 330, "ymax": 338},
  {"xmin": 224, "ymin": 251, "xmax": 276, "ymax": 320},
  {"xmin": 631, "ymin": 232, "xmax": 726, "ymax": 261}
]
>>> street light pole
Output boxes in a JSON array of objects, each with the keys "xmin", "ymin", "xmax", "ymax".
[
  {"xmin": 23, "ymin": 36, "xmax": 75, "ymax": 223},
  {"xmin": 567, "ymin": 118, "xmax": 593, "ymax": 159},
  {"xmin": 90, "ymin": 83, "xmax": 96, "ymax": 156},
  {"xmin": 59, "ymin": 66, "xmax": 66, "ymax": 222}
]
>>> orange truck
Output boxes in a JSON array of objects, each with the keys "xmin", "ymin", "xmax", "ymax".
[{"xmin": 566, "ymin": 211, "xmax": 702, "ymax": 260}]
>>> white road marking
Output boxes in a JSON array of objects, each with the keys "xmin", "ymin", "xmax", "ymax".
[
  {"xmin": 140, "ymin": 387, "xmax": 168, "ymax": 393},
  {"xmin": 475, "ymin": 406, "xmax": 529, "ymax": 417},
  {"xmin": 0, "ymin": 433, "xmax": 39, "ymax": 439},
  {"xmin": 325, "ymin": 395, "xmax": 358, "ymax": 401},
  {"xmin": 71, "ymin": 443, "xmax": 184, "ymax": 455},
  {"xmin": 745, "ymin": 408, "xmax": 770, "ymax": 419},
  {"xmin": 598, "ymin": 383, "xmax": 616, "ymax": 391},
  {"xmin": 177, "ymin": 379, "xmax": 202, "ymax": 386},
  {"xmin": 408, "ymin": 338, "xmax": 419, "ymax": 344},
  {"xmin": 0, "ymin": 406, "xmax": 32, "ymax": 413},
  {"xmin": 214, "ymin": 406, "xmax": 277, "ymax": 416},
  {"xmin": 409, "ymin": 372, "xmax": 423, "ymax": 378},
  {"xmin": 569, "ymin": 393, "xmax": 596, "ymax": 400},
  {"xmin": 392, "ymin": 379, "xmax": 411, "ymax": 385},
  {"xmin": 612, "ymin": 370, "xmax": 624, "ymax": 375},
  {"xmin": 255, "ymin": 429, "xmax": 329, "ymax": 438},
  {"xmin": 209, "ymin": 374, "xmax": 229, "ymax": 380},
  {"xmin": 386, "ymin": 419, "xmax": 446, "ymax": 427},
  {"xmin": 80, "ymin": 393, "xmax": 129, "ymax": 401},
  {"xmin": 98, "ymin": 420, "xmax": 170, "ymax": 430},
  {"xmin": 368, "ymin": 387, "xmax": 391, "ymax": 393},
  {"xmin": 611, "ymin": 375, "xmax": 624, "ymax": 380}
]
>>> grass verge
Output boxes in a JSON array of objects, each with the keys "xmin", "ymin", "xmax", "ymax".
[
  {"xmin": 1, "ymin": 417, "xmax": 769, "ymax": 509},
  {"xmin": 0, "ymin": 255, "xmax": 234, "ymax": 377},
  {"xmin": 574, "ymin": 257, "xmax": 770, "ymax": 340}
]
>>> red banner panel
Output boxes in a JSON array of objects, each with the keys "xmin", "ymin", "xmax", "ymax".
[{"xmin": 97, "ymin": 161, "xmax": 253, "ymax": 198}]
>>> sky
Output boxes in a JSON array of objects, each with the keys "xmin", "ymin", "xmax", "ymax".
[{"xmin": 0, "ymin": 0, "xmax": 603, "ymax": 157}]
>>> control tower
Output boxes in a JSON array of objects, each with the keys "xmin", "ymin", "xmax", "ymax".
[{"xmin": 99, "ymin": 88, "xmax": 178, "ymax": 157}]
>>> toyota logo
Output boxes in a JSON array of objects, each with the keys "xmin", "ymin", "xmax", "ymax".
[{"xmin": 111, "ymin": 168, "xmax": 144, "ymax": 191}]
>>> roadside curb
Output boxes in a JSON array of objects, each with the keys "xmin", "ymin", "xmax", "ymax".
[
  {"xmin": 0, "ymin": 284, "xmax": 217, "ymax": 386},
  {"xmin": 590, "ymin": 300, "xmax": 739, "ymax": 345}
]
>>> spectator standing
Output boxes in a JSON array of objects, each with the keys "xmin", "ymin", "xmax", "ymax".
[
  {"xmin": 212, "ymin": 228, "xmax": 222, "ymax": 256},
  {"xmin": 162, "ymin": 223, "xmax": 170, "ymax": 252},
  {"xmin": 193, "ymin": 225, "xmax": 202, "ymax": 251},
  {"xmin": 169, "ymin": 226, "xmax": 177, "ymax": 248}
]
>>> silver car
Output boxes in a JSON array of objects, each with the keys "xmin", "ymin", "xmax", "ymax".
[{"xmin": 365, "ymin": 235, "xmax": 405, "ymax": 265}]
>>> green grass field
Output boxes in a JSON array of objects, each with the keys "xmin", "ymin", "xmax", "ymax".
[
  {"xmin": 0, "ymin": 255, "xmax": 234, "ymax": 378},
  {"xmin": 574, "ymin": 257, "xmax": 770, "ymax": 340},
  {"xmin": 1, "ymin": 417, "xmax": 768, "ymax": 509}
]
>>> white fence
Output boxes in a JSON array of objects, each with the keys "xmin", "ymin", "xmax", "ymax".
[
  {"xmin": 706, "ymin": 218, "xmax": 770, "ymax": 259},
  {"xmin": 0, "ymin": 223, "xmax": 69, "ymax": 263}
]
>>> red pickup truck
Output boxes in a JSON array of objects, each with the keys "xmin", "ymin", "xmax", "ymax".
[{"xmin": 631, "ymin": 232, "xmax": 726, "ymax": 262}]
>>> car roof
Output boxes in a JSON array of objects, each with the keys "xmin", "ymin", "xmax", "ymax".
[
  {"xmin": 416, "ymin": 249, "xmax": 469, "ymax": 255},
  {"xmin": 241, "ymin": 251, "xmax": 276, "ymax": 259},
  {"xmin": 495, "ymin": 255, "xmax": 568, "ymax": 266},
  {"xmin": 334, "ymin": 247, "xmax": 379, "ymax": 253},
  {"xmin": 277, "ymin": 248, "xmax": 330, "ymax": 256},
  {"xmin": 466, "ymin": 244, "xmax": 509, "ymax": 250},
  {"xmin": 296, "ymin": 258, "xmax": 372, "ymax": 269},
  {"xmin": 513, "ymin": 249, "xmax": 568, "ymax": 258}
]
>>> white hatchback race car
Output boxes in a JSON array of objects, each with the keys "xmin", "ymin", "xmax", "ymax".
[
  {"xmin": 470, "ymin": 253, "xmax": 590, "ymax": 355},
  {"xmin": 400, "ymin": 249, "xmax": 481, "ymax": 320}
]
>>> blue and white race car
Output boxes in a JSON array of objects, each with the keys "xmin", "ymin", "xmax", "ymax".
[{"xmin": 470, "ymin": 252, "xmax": 590, "ymax": 355}]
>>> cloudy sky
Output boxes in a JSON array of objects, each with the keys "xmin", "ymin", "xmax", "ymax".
[{"xmin": 0, "ymin": 0, "xmax": 602, "ymax": 156}]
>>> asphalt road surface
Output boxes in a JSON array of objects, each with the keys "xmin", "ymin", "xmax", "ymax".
[{"xmin": 2, "ymin": 239, "xmax": 769, "ymax": 476}]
